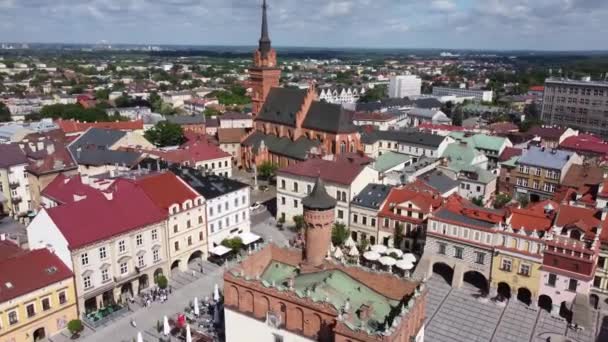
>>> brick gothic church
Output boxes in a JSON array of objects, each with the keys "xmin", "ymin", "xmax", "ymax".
[{"xmin": 242, "ymin": 0, "xmax": 362, "ymax": 170}]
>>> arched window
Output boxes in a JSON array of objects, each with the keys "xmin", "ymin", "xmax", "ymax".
[{"xmin": 340, "ymin": 141, "xmax": 346, "ymax": 153}]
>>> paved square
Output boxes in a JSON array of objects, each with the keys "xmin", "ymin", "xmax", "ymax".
[{"xmin": 424, "ymin": 276, "xmax": 600, "ymax": 342}]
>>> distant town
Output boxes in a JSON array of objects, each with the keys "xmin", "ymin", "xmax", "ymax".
[{"xmin": 1, "ymin": 1, "xmax": 608, "ymax": 342}]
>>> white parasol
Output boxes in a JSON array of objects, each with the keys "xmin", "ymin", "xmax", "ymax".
[
  {"xmin": 386, "ymin": 248, "xmax": 403, "ymax": 258},
  {"xmin": 363, "ymin": 251, "xmax": 380, "ymax": 261},
  {"xmin": 348, "ymin": 245, "xmax": 359, "ymax": 257},
  {"xmin": 137, "ymin": 332, "xmax": 143, "ymax": 342},
  {"xmin": 370, "ymin": 244, "xmax": 388, "ymax": 254},
  {"xmin": 402, "ymin": 253, "xmax": 417, "ymax": 263},
  {"xmin": 395, "ymin": 260, "xmax": 415, "ymax": 270},
  {"xmin": 334, "ymin": 247, "xmax": 344, "ymax": 259},
  {"xmin": 186, "ymin": 324, "xmax": 192, "ymax": 342},
  {"xmin": 193, "ymin": 297, "xmax": 200, "ymax": 316},
  {"xmin": 213, "ymin": 283, "xmax": 220, "ymax": 302},
  {"xmin": 344, "ymin": 236, "xmax": 356, "ymax": 248},
  {"xmin": 163, "ymin": 315, "xmax": 170, "ymax": 336},
  {"xmin": 378, "ymin": 256, "xmax": 397, "ymax": 266}
]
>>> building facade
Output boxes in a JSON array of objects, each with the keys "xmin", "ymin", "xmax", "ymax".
[
  {"xmin": 389, "ymin": 75, "xmax": 422, "ymax": 99},
  {"xmin": 432, "ymin": 86, "xmax": 493, "ymax": 102}
]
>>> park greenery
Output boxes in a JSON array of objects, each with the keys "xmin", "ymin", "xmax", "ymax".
[
  {"xmin": 206, "ymin": 85, "xmax": 250, "ymax": 106},
  {"xmin": 331, "ymin": 222, "xmax": 350, "ymax": 247},
  {"xmin": 257, "ymin": 161, "xmax": 279, "ymax": 180},
  {"xmin": 144, "ymin": 121, "xmax": 186, "ymax": 147}
]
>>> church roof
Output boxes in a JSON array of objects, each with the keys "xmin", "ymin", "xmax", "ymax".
[
  {"xmin": 256, "ymin": 87, "xmax": 308, "ymax": 126},
  {"xmin": 302, "ymin": 177, "xmax": 337, "ymax": 210},
  {"xmin": 302, "ymin": 101, "xmax": 358, "ymax": 134},
  {"xmin": 242, "ymin": 131, "xmax": 319, "ymax": 160}
]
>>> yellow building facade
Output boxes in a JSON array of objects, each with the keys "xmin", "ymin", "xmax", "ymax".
[
  {"xmin": 491, "ymin": 252, "xmax": 543, "ymax": 300},
  {"xmin": 0, "ymin": 279, "xmax": 78, "ymax": 342}
]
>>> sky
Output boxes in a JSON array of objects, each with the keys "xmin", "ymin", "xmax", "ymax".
[{"xmin": 0, "ymin": 0, "xmax": 607, "ymax": 50}]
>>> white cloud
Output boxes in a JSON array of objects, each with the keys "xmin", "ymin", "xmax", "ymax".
[{"xmin": 431, "ymin": 0, "xmax": 456, "ymax": 11}]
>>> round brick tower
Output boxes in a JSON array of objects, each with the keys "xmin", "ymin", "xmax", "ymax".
[{"xmin": 302, "ymin": 177, "xmax": 337, "ymax": 268}]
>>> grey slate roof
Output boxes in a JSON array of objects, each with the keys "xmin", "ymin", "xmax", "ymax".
[
  {"xmin": 302, "ymin": 177, "xmax": 337, "ymax": 210},
  {"xmin": 302, "ymin": 101, "xmax": 358, "ymax": 133},
  {"xmin": 355, "ymin": 98, "xmax": 413, "ymax": 112},
  {"xmin": 351, "ymin": 183, "xmax": 393, "ymax": 210},
  {"xmin": 172, "ymin": 166, "xmax": 248, "ymax": 200},
  {"xmin": 74, "ymin": 149, "xmax": 142, "ymax": 167},
  {"xmin": 166, "ymin": 115, "xmax": 206, "ymax": 125},
  {"xmin": 0, "ymin": 144, "xmax": 28, "ymax": 168},
  {"xmin": 413, "ymin": 98, "xmax": 442, "ymax": 109},
  {"xmin": 242, "ymin": 131, "xmax": 319, "ymax": 160},
  {"xmin": 69, "ymin": 128, "xmax": 126, "ymax": 153},
  {"xmin": 256, "ymin": 88, "xmax": 308, "ymax": 126},
  {"xmin": 433, "ymin": 208, "xmax": 496, "ymax": 229},
  {"xmin": 361, "ymin": 129, "xmax": 446, "ymax": 148},
  {"xmin": 419, "ymin": 171, "xmax": 458, "ymax": 194},
  {"xmin": 517, "ymin": 146, "xmax": 576, "ymax": 170}
]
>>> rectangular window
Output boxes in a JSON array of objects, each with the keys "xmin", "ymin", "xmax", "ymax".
[
  {"xmin": 362, "ymin": 216, "xmax": 368, "ymax": 226},
  {"xmin": 99, "ymin": 247, "xmax": 107, "ymax": 260},
  {"xmin": 337, "ymin": 210, "xmax": 344, "ymax": 219},
  {"xmin": 136, "ymin": 234, "xmax": 143, "ymax": 246},
  {"xmin": 175, "ymin": 241, "xmax": 180, "ymax": 251},
  {"xmin": 234, "ymin": 198, "xmax": 238, "ymax": 207},
  {"xmin": 152, "ymin": 229, "xmax": 158, "ymax": 240},
  {"xmin": 547, "ymin": 273, "xmax": 557, "ymax": 287},
  {"xmin": 454, "ymin": 247, "xmax": 463, "ymax": 259},
  {"xmin": 8, "ymin": 311, "xmax": 18, "ymax": 325},
  {"xmin": 81, "ymin": 253, "xmax": 89, "ymax": 266},
  {"xmin": 174, "ymin": 224, "xmax": 179, "ymax": 233},
  {"xmin": 199, "ymin": 216, "xmax": 203, "ymax": 224},
  {"xmin": 225, "ymin": 202, "xmax": 229, "ymax": 211},
  {"xmin": 600, "ymin": 257, "xmax": 606, "ymax": 270},
  {"xmin": 188, "ymin": 236, "xmax": 193, "ymax": 246},
  {"xmin": 307, "ymin": 185, "xmax": 312, "ymax": 194},
  {"xmin": 26, "ymin": 303, "xmax": 36, "ymax": 317},
  {"xmin": 187, "ymin": 220, "xmax": 191, "ymax": 228},
  {"xmin": 293, "ymin": 199, "xmax": 298, "ymax": 208},
  {"xmin": 209, "ymin": 207, "xmax": 214, "ymax": 216},
  {"xmin": 475, "ymin": 252, "xmax": 485, "ymax": 265},
  {"xmin": 371, "ymin": 218, "xmax": 375, "ymax": 227},
  {"xmin": 383, "ymin": 218, "xmax": 389, "ymax": 227},
  {"xmin": 58, "ymin": 291, "xmax": 67, "ymax": 304},
  {"xmin": 138, "ymin": 255, "xmax": 145, "ymax": 268},
  {"xmin": 120, "ymin": 262, "xmax": 128, "ymax": 275},
  {"xmin": 568, "ymin": 279, "xmax": 578, "ymax": 292},
  {"xmin": 519, "ymin": 264, "xmax": 531, "ymax": 277},
  {"xmin": 501, "ymin": 258, "xmax": 512, "ymax": 272},
  {"xmin": 293, "ymin": 182, "xmax": 299, "ymax": 192},
  {"xmin": 353, "ymin": 214, "xmax": 358, "ymax": 223},
  {"xmin": 438, "ymin": 243, "xmax": 446, "ymax": 255},
  {"xmin": 118, "ymin": 240, "xmax": 126, "ymax": 253},
  {"xmin": 83, "ymin": 275, "xmax": 92, "ymax": 289},
  {"xmin": 594, "ymin": 276, "xmax": 602, "ymax": 288},
  {"xmin": 281, "ymin": 197, "xmax": 286, "ymax": 205},
  {"xmin": 101, "ymin": 269, "xmax": 109, "ymax": 282},
  {"xmin": 153, "ymin": 249, "xmax": 160, "ymax": 262},
  {"xmin": 42, "ymin": 298, "xmax": 51, "ymax": 311}
]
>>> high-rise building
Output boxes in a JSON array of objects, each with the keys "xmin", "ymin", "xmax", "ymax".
[
  {"xmin": 541, "ymin": 78, "xmax": 608, "ymax": 137},
  {"xmin": 388, "ymin": 75, "xmax": 422, "ymax": 98},
  {"xmin": 249, "ymin": 0, "xmax": 280, "ymax": 116}
]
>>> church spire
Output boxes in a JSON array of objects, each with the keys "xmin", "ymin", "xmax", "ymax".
[{"xmin": 259, "ymin": 0, "xmax": 271, "ymax": 56}]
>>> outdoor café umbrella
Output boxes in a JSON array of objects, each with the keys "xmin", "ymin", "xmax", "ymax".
[
  {"xmin": 193, "ymin": 297, "xmax": 200, "ymax": 316},
  {"xmin": 163, "ymin": 315, "xmax": 170, "ymax": 336},
  {"xmin": 395, "ymin": 259, "xmax": 415, "ymax": 270},
  {"xmin": 363, "ymin": 251, "xmax": 380, "ymax": 261},
  {"xmin": 371, "ymin": 244, "xmax": 388, "ymax": 254},
  {"xmin": 137, "ymin": 331, "xmax": 143, "ymax": 342},
  {"xmin": 386, "ymin": 248, "xmax": 403, "ymax": 258},
  {"xmin": 402, "ymin": 253, "xmax": 417, "ymax": 263},
  {"xmin": 379, "ymin": 256, "xmax": 397, "ymax": 266},
  {"xmin": 213, "ymin": 284, "xmax": 220, "ymax": 302},
  {"xmin": 344, "ymin": 235, "xmax": 356, "ymax": 248},
  {"xmin": 334, "ymin": 247, "xmax": 344, "ymax": 259},
  {"xmin": 186, "ymin": 324, "xmax": 192, "ymax": 342},
  {"xmin": 348, "ymin": 245, "xmax": 359, "ymax": 257}
]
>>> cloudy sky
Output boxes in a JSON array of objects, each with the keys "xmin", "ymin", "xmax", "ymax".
[{"xmin": 0, "ymin": 0, "xmax": 606, "ymax": 50}]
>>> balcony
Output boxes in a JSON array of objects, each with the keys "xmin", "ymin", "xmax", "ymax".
[
  {"xmin": 8, "ymin": 181, "xmax": 19, "ymax": 190},
  {"xmin": 12, "ymin": 196, "xmax": 22, "ymax": 204}
]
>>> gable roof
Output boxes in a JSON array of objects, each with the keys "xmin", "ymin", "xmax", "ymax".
[
  {"xmin": 56, "ymin": 118, "xmax": 143, "ymax": 134},
  {"xmin": 379, "ymin": 185, "xmax": 442, "ymax": 218},
  {"xmin": 351, "ymin": 183, "xmax": 393, "ymax": 210},
  {"xmin": 449, "ymin": 132, "xmax": 509, "ymax": 153},
  {"xmin": 0, "ymin": 144, "xmax": 28, "ymax": 168},
  {"xmin": 135, "ymin": 172, "xmax": 199, "ymax": 211},
  {"xmin": 499, "ymin": 147, "xmax": 522, "ymax": 162},
  {"xmin": 277, "ymin": 157, "xmax": 367, "ymax": 186},
  {"xmin": 560, "ymin": 135, "xmax": 608, "ymax": 156},
  {"xmin": 256, "ymin": 87, "xmax": 308, "ymax": 126},
  {"xmin": 171, "ymin": 167, "xmax": 248, "ymax": 200},
  {"xmin": 46, "ymin": 179, "xmax": 167, "ymax": 249},
  {"xmin": 528, "ymin": 126, "xmax": 566, "ymax": 140},
  {"xmin": 362, "ymin": 129, "xmax": 446, "ymax": 148},
  {"xmin": 69, "ymin": 127, "xmax": 126, "ymax": 153},
  {"xmin": 302, "ymin": 101, "xmax": 358, "ymax": 133},
  {"xmin": 243, "ymin": 131, "xmax": 319, "ymax": 160},
  {"xmin": 413, "ymin": 97, "xmax": 442, "ymax": 109},
  {"xmin": 42, "ymin": 174, "xmax": 104, "ymax": 205},
  {"xmin": 166, "ymin": 115, "xmax": 206, "ymax": 125},
  {"xmin": 0, "ymin": 248, "xmax": 73, "ymax": 302}
]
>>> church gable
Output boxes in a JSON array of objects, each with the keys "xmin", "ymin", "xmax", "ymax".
[{"xmin": 256, "ymin": 87, "xmax": 308, "ymax": 127}]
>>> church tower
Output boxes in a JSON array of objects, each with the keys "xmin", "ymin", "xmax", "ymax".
[
  {"xmin": 302, "ymin": 177, "xmax": 337, "ymax": 268},
  {"xmin": 250, "ymin": 0, "xmax": 281, "ymax": 116}
]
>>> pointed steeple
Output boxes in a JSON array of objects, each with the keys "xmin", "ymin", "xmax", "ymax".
[
  {"xmin": 259, "ymin": 0, "xmax": 271, "ymax": 56},
  {"xmin": 302, "ymin": 177, "xmax": 337, "ymax": 210}
]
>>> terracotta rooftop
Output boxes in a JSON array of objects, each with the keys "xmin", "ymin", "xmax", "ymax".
[
  {"xmin": 498, "ymin": 147, "xmax": 522, "ymax": 162},
  {"xmin": 560, "ymin": 134, "xmax": 608, "ymax": 156},
  {"xmin": 139, "ymin": 141, "xmax": 230, "ymax": 165},
  {"xmin": 277, "ymin": 157, "xmax": 367, "ymax": 186},
  {"xmin": 554, "ymin": 204, "xmax": 601, "ymax": 239},
  {"xmin": 508, "ymin": 201, "xmax": 556, "ymax": 232},
  {"xmin": 217, "ymin": 128, "xmax": 247, "ymax": 144},
  {"xmin": 0, "ymin": 248, "xmax": 73, "ymax": 302},
  {"xmin": 135, "ymin": 171, "xmax": 199, "ymax": 211},
  {"xmin": 379, "ymin": 184, "xmax": 442, "ymax": 219},
  {"xmin": 56, "ymin": 118, "xmax": 143, "ymax": 134},
  {"xmin": 42, "ymin": 174, "xmax": 104, "ymax": 205}
]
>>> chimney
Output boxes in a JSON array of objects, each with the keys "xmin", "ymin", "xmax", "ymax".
[
  {"xmin": 73, "ymin": 194, "xmax": 87, "ymax": 202},
  {"xmin": 45, "ymin": 143, "xmax": 55, "ymax": 155},
  {"xmin": 0, "ymin": 233, "xmax": 5, "ymax": 241}
]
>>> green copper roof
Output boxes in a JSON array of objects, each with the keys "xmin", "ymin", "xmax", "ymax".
[
  {"xmin": 441, "ymin": 143, "xmax": 486, "ymax": 172},
  {"xmin": 372, "ymin": 151, "xmax": 413, "ymax": 173},
  {"xmin": 501, "ymin": 155, "xmax": 519, "ymax": 168},
  {"xmin": 260, "ymin": 261, "xmax": 400, "ymax": 333},
  {"xmin": 449, "ymin": 132, "xmax": 508, "ymax": 153}
]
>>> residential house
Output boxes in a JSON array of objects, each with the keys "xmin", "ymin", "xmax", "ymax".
[
  {"xmin": 166, "ymin": 115, "xmax": 206, "ymax": 134},
  {"xmin": 349, "ymin": 183, "xmax": 393, "ymax": 247},
  {"xmin": 0, "ymin": 144, "xmax": 32, "ymax": 216},
  {"xmin": 449, "ymin": 132, "xmax": 513, "ymax": 166},
  {"xmin": 27, "ymin": 179, "xmax": 169, "ymax": 314},
  {"xmin": 497, "ymin": 147, "xmax": 522, "ymax": 195},
  {"xmin": 527, "ymin": 126, "xmax": 578, "ymax": 149},
  {"xmin": 0, "ymin": 241, "xmax": 78, "ymax": 342},
  {"xmin": 140, "ymin": 140, "xmax": 232, "ymax": 177},
  {"xmin": 218, "ymin": 112, "xmax": 253, "ymax": 129},
  {"xmin": 362, "ymin": 129, "xmax": 451, "ymax": 160},
  {"xmin": 352, "ymin": 112, "xmax": 399, "ymax": 131},
  {"xmin": 406, "ymin": 108, "xmax": 451, "ymax": 127},
  {"xmin": 456, "ymin": 167, "xmax": 497, "ymax": 205},
  {"xmin": 217, "ymin": 128, "xmax": 246, "ymax": 167}
]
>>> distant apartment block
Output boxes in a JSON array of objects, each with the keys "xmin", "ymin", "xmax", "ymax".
[
  {"xmin": 432, "ymin": 86, "xmax": 494, "ymax": 102},
  {"xmin": 389, "ymin": 75, "xmax": 422, "ymax": 98},
  {"xmin": 541, "ymin": 77, "xmax": 608, "ymax": 137}
]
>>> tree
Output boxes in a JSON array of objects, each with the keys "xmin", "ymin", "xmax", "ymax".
[
  {"xmin": 155, "ymin": 275, "xmax": 168, "ymax": 289},
  {"xmin": 114, "ymin": 95, "xmax": 133, "ymax": 108},
  {"xmin": 203, "ymin": 107, "xmax": 221, "ymax": 117},
  {"xmin": 67, "ymin": 319, "xmax": 83, "ymax": 337},
  {"xmin": 358, "ymin": 85, "xmax": 386, "ymax": 103},
  {"xmin": 0, "ymin": 102, "xmax": 11, "ymax": 122},
  {"xmin": 293, "ymin": 215, "xmax": 305, "ymax": 232},
  {"xmin": 494, "ymin": 193, "xmax": 512, "ymax": 209},
  {"xmin": 144, "ymin": 121, "xmax": 186, "ymax": 147},
  {"xmin": 257, "ymin": 161, "xmax": 278, "ymax": 180},
  {"xmin": 95, "ymin": 88, "xmax": 111, "ymax": 100},
  {"xmin": 221, "ymin": 237, "xmax": 243, "ymax": 252},
  {"xmin": 358, "ymin": 236, "xmax": 369, "ymax": 252},
  {"xmin": 331, "ymin": 223, "xmax": 350, "ymax": 247},
  {"xmin": 394, "ymin": 223, "xmax": 404, "ymax": 249},
  {"xmin": 517, "ymin": 195, "xmax": 529, "ymax": 208},
  {"xmin": 472, "ymin": 197, "xmax": 484, "ymax": 207}
]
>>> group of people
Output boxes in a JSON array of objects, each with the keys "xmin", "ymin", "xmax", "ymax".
[{"xmin": 140, "ymin": 286, "xmax": 170, "ymax": 307}]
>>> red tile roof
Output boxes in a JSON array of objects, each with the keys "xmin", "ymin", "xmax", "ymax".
[
  {"xmin": 443, "ymin": 194, "xmax": 506, "ymax": 224},
  {"xmin": 488, "ymin": 122, "xmax": 519, "ymax": 134},
  {"xmin": 554, "ymin": 204, "xmax": 601, "ymax": 238},
  {"xmin": 379, "ymin": 184, "xmax": 442, "ymax": 220},
  {"xmin": 0, "ymin": 248, "xmax": 73, "ymax": 302},
  {"xmin": 25, "ymin": 143, "xmax": 78, "ymax": 176},
  {"xmin": 353, "ymin": 112, "xmax": 396, "ymax": 122},
  {"xmin": 529, "ymin": 86, "xmax": 544, "ymax": 92},
  {"xmin": 46, "ymin": 179, "xmax": 167, "ymax": 249},
  {"xmin": 0, "ymin": 240, "xmax": 23, "ymax": 260},
  {"xmin": 135, "ymin": 172, "xmax": 198, "ymax": 211},
  {"xmin": 509, "ymin": 205, "xmax": 553, "ymax": 232},
  {"xmin": 528, "ymin": 126, "xmax": 566, "ymax": 140},
  {"xmin": 42, "ymin": 174, "xmax": 103, "ymax": 205},
  {"xmin": 277, "ymin": 157, "xmax": 367, "ymax": 185},
  {"xmin": 56, "ymin": 118, "xmax": 143, "ymax": 134},
  {"xmin": 140, "ymin": 141, "xmax": 230, "ymax": 165},
  {"xmin": 498, "ymin": 147, "xmax": 523, "ymax": 162},
  {"xmin": 559, "ymin": 135, "xmax": 608, "ymax": 156}
]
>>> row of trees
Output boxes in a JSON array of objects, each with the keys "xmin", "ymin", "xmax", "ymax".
[{"xmin": 39, "ymin": 103, "xmax": 124, "ymax": 122}]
